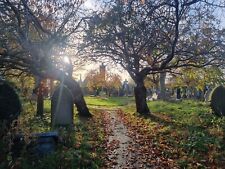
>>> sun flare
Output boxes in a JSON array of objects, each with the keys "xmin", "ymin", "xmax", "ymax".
[{"xmin": 63, "ymin": 56, "xmax": 70, "ymax": 63}]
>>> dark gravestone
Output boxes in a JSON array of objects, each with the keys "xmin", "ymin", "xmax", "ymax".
[
  {"xmin": 29, "ymin": 131, "xmax": 58, "ymax": 156},
  {"xmin": 51, "ymin": 85, "xmax": 74, "ymax": 127},
  {"xmin": 176, "ymin": 88, "xmax": 181, "ymax": 99},
  {"xmin": 0, "ymin": 80, "xmax": 21, "ymax": 127},
  {"xmin": 210, "ymin": 85, "xmax": 225, "ymax": 116},
  {"xmin": 12, "ymin": 131, "xmax": 58, "ymax": 158}
]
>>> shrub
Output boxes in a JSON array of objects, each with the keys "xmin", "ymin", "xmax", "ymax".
[{"xmin": 210, "ymin": 85, "xmax": 225, "ymax": 116}]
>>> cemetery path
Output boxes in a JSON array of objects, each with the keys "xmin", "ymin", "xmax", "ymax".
[
  {"xmin": 104, "ymin": 110, "xmax": 134, "ymax": 169},
  {"xmin": 101, "ymin": 109, "xmax": 177, "ymax": 169},
  {"xmin": 102, "ymin": 110, "xmax": 152, "ymax": 169}
]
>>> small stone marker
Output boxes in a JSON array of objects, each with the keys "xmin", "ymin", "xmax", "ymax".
[
  {"xmin": 30, "ymin": 131, "xmax": 58, "ymax": 156},
  {"xmin": 152, "ymin": 93, "xmax": 158, "ymax": 100},
  {"xmin": 51, "ymin": 84, "xmax": 74, "ymax": 127},
  {"xmin": 12, "ymin": 131, "xmax": 58, "ymax": 158}
]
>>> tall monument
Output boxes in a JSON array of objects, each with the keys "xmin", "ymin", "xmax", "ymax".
[{"xmin": 99, "ymin": 63, "xmax": 106, "ymax": 80}]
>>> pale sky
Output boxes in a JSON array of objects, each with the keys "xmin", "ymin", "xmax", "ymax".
[
  {"xmin": 74, "ymin": 62, "xmax": 130, "ymax": 81},
  {"xmin": 83, "ymin": 0, "xmax": 102, "ymax": 10},
  {"xmin": 83, "ymin": 0, "xmax": 95, "ymax": 9}
]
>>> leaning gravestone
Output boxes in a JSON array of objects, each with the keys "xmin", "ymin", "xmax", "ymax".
[
  {"xmin": 51, "ymin": 85, "xmax": 74, "ymax": 127},
  {"xmin": 0, "ymin": 79, "xmax": 21, "ymax": 127}
]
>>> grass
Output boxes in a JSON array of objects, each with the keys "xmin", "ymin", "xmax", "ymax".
[
  {"xmin": 0, "ymin": 99, "xmax": 105, "ymax": 169},
  {"xmin": 2, "ymin": 96, "xmax": 225, "ymax": 168},
  {"xmin": 124, "ymin": 99, "xmax": 225, "ymax": 168},
  {"xmin": 85, "ymin": 96, "xmax": 134, "ymax": 107},
  {"xmin": 85, "ymin": 96, "xmax": 225, "ymax": 168}
]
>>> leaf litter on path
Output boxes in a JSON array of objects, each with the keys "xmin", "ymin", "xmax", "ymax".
[{"xmin": 101, "ymin": 109, "xmax": 177, "ymax": 169}]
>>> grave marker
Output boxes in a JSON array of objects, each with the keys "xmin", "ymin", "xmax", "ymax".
[{"xmin": 51, "ymin": 85, "xmax": 74, "ymax": 127}]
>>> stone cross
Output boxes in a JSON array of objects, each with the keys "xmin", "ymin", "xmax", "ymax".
[{"xmin": 51, "ymin": 85, "xmax": 74, "ymax": 127}]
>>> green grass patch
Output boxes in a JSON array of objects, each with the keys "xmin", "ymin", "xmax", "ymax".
[{"xmin": 85, "ymin": 96, "xmax": 134, "ymax": 107}]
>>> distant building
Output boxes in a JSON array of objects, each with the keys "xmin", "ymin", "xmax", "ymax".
[{"xmin": 99, "ymin": 63, "xmax": 106, "ymax": 80}]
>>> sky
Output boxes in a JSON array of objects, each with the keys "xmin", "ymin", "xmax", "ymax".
[
  {"xmin": 73, "ymin": 62, "xmax": 130, "ymax": 82},
  {"xmin": 83, "ymin": 0, "xmax": 102, "ymax": 11},
  {"xmin": 83, "ymin": 0, "xmax": 96, "ymax": 9}
]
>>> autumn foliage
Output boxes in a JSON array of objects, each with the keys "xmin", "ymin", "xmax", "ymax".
[{"xmin": 84, "ymin": 69, "xmax": 122, "ymax": 96}]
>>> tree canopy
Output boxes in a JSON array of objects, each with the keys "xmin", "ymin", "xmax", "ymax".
[
  {"xmin": 81, "ymin": 0, "xmax": 225, "ymax": 114},
  {"xmin": 0, "ymin": 0, "xmax": 92, "ymax": 116},
  {"xmin": 0, "ymin": 0, "xmax": 85, "ymax": 77}
]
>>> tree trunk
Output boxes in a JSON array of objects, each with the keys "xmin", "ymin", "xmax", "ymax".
[
  {"xmin": 158, "ymin": 72, "xmax": 166, "ymax": 100},
  {"xmin": 134, "ymin": 78, "xmax": 150, "ymax": 115},
  {"xmin": 37, "ymin": 91, "xmax": 44, "ymax": 117},
  {"xmin": 63, "ymin": 77, "xmax": 91, "ymax": 117},
  {"xmin": 38, "ymin": 68, "xmax": 91, "ymax": 117},
  {"xmin": 49, "ymin": 79, "xmax": 54, "ymax": 96},
  {"xmin": 33, "ymin": 77, "xmax": 44, "ymax": 117}
]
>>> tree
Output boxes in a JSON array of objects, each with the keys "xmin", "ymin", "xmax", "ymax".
[
  {"xmin": 105, "ymin": 73, "xmax": 122, "ymax": 96},
  {"xmin": 85, "ymin": 68, "xmax": 122, "ymax": 96},
  {"xmin": 85, "ymin": 69, "xmax": 105, "ymax": 95},
  {"xmin": 172, "ymin": 66, "xmax": 225, "ymax": 90},
  {"xmin": 0, "ymin": 0, "xmax": 91, "ymax": 116},
  {"xmin": 81, "ymin": 0, "xmax": 225, "ymax": 115}
]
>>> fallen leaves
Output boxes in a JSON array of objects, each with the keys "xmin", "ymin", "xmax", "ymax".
[
  {"xmin": 93, "ymin": 109, "xmax": 177, "ymax": 169},
  {"xmin": 90, "ymin": 108, "xmax": 222, "ymax": 168}
]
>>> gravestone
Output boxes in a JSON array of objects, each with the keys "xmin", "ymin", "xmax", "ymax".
[
  {"xmin": 176, "ymin": 88, "xmax": 181, "ymax": 99},
  {"xmin": 0, "ymin": 79, "xmax": 21, "ymax": 127},
  {"xmin": 29, "ymin": 131, "xmax": 58, "ymax": 157},
  {"xmin": 204, "ymin": 88, "xmax": 212, "ymax": 102},
  {"xmin": 152, "ymin": 93, "xmax": 158, "ymax": 100},
  {"xmin": 51, "ymin": 85, "xmax": 74, "ymax": 127},
  {"xmin": 12, "ymin": 131, "xmax": 58, "ymax": 158}
]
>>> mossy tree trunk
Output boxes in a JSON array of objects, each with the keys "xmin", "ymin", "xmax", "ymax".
[
  {"xmin": 134, "ymin": 76, "xmax": 150, "ymax": 115},
  {"xmin": 37, "ymin": 91, "xmax": 44, "ymax": 117},
  {"xmin": 63, "ymin": 77, "xmax": 91, "ymax": 117}
]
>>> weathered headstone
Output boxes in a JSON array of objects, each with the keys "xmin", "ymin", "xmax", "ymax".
[
  {"xmin": 176, "ymin": 88, "xmax": 181, "ymax": 99},
  {"xmin": 152, "ymin": 93, "xmax": 158, "ymax": 100},
  {"xmin": 51, "ymin": 85, "xmax": 74, "ymax": 127},
  {"xmin": 210, "ymin": 85, "xmax": 225, "ymax": 116},
  {"xmin": 0, "ymin": 79, "xmax": 21, "ymax": 127},
  {"xmin": 29, "ymin": 131, "xmax": 58, "ymax": 156},
  {"xmin": 204, "ymin": 88, "xmax": 212, "ymax": 102},
  {"xmin": 12, "ymin": 131, "xmax": 58, "ymax": 158}
]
